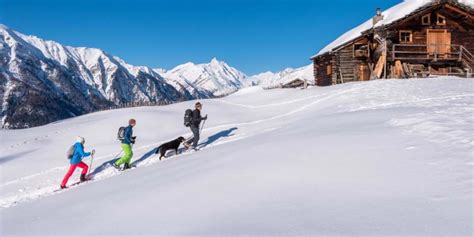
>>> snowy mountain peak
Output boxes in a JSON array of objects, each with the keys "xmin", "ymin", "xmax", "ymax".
[
  {"xmin": 210, "ymin": 57, "xmax": 223, "ymax": 66},
  {"xmin": 163, "ymin": 58, "xmax": 247, "ymax": 96}
]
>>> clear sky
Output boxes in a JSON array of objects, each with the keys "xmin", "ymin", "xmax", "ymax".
[{"xmin": 0, "ymin": 0, "xmax": 401, "ymax": 75}]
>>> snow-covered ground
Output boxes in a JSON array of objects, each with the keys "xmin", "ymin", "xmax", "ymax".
[{"xmin": 0, "ymin": 78, "xmax": 473, "ymax": 235}]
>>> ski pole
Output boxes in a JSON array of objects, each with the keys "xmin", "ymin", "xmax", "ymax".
[
  {"xmin": 200, "ymin": 118, "xmax": 207, "ymax": 134},
  {"xmin": 88, "ymin": 152, "xmax": 94, "ymax": 176},
  {"xmin": 112, "ymin": 150, "xmax": 123, "ymax": 160}
]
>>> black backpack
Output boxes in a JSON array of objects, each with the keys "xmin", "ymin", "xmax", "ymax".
[
  {"xmin": 184, "ymin": 109, "xmax": 193, "ymax": 127},
  {"xmin": 117, "ymin": 126, "xmax": 126, "ymax": 141}
]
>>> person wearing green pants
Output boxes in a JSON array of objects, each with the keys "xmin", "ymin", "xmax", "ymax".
[{"xmin": 115, "ymin": 119, "xmax": 136, "ymax": 170}]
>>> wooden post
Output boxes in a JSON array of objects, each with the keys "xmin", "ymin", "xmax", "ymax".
[{"xmin": 384, "ymin": 39, "xmax": 387, "ymax": 79}]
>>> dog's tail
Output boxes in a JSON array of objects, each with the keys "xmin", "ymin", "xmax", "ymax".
[{"xmin": 155, "ymin": 146, "xmax": 162, "ymax": 154}]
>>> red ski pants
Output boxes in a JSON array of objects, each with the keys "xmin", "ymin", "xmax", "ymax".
[{"xmin": 61, "ymin": 162, "xmax": 88, "ymax": 187}]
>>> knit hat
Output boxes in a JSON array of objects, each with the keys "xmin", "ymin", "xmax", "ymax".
[{"xmin": 76, "ymin": 136, "xmax": 85, "ymax": 144}]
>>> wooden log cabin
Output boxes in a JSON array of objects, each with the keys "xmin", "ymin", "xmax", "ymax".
[{"xmin": 311, "ymin": 0, "xmax": 474, "ymax": 86}]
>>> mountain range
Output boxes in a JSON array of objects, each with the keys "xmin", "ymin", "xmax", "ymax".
[
  {"xmin": 247, "ymin": 65, "xmax": 313, "ymax": 88},
  {"xmin": 0, "ymin": 24, "xmax": 312, "ymax": 129}
]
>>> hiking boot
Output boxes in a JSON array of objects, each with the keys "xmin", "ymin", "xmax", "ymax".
[
  {"xmin": 123, "ymin": 163, "xmax": 131, "ymax": 170},
  {"xmin": 113, "ymin": 163, "xmax": 121, "ymax": 170},
  {"xmin": 60, "ymin": 185, "xmax": 66, "ymax": 189},
  {"xmin": 80, "ymin": 174, "xmax": 87, "ymax": 182}
]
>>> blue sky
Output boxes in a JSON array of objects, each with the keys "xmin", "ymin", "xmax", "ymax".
[{"xmin": 0, "ymin": 0, "xmax": 400, "ymax": 75}]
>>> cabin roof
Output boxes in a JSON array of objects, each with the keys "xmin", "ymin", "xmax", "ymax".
[
  {"xmin": 311, "ymin": 0, "xmax": 474, "ymax": 59},
  {"xmin": 282, "ymin": 78, "xmax": 314, "ymax": 87}
]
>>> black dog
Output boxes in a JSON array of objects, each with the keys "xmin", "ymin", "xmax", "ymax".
[{"xmin": 155, "ymin": 137, "xmax": 186, "ymax": 160}]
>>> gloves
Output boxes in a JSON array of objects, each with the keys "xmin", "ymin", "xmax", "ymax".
[
  {"xmin": 91, "ymin": 149, "xmax": 96, "ymax": 156},
  {"xmin": 203, "ymin": 115, "xmax": 208, "ymax": 120},
  {"xmin": 131, "ymin": 136, "xmax": 137, "ymax": 144}
]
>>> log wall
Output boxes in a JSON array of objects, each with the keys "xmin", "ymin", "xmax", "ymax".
[{"xmin": 313, "ymin": 54, "xmax": 335, "ymax": 86}]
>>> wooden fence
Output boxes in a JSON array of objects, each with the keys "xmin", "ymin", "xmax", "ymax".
[
  {"xmin": 97, "ymin": 100, "xmax": 174, "ymax": 112},
  {"xmin": 94, "ymin": 91, "xmax": 237, "ymax": 113}
]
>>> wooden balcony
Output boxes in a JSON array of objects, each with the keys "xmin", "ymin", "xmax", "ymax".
[{"xmin": 392, "ymin": 44, "xmax": 471, "ymax": 63}]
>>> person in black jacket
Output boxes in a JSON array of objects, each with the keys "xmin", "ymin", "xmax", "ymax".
[{"xmin": 185, "ymin": 102, "xmax": 207, "ymax": 150}]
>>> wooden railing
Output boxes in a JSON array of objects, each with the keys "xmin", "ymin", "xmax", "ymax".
[
  {"xmin": 392, "ymin": 44, "xmax": 466, "ymax": 62},
  {"xmin": 460, "ymin": 45, "xmax": 474, "ymax": 72}
]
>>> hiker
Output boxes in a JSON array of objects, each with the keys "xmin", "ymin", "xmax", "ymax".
[
  {"xmin": 115, "ymin": 119, "xmax": 137, "ymax": 170},
  {"xmin": 61, "ymin": 136, "xmax": 95, "ymax": 189},
  {"xmin": 184, "ymin": 102, "xmax": 207, "ymax": 150}
]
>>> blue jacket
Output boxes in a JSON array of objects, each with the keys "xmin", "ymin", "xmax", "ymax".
[
  {"xmin": 70, "ymin": 142, "xmax": 91, "ymax": 165},
  {"xmin": 121, "ymin": 125, "xmax": 134, "ymax": 144}
]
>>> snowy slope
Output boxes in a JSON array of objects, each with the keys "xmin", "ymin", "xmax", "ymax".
[
  {"xmin": 161, "ymin": 58, "xmax": 248, "ymax": 96},
  {"xmin": 247, "ymin": 64, "xmax": 313, "ymax": 87},
  {"xmin": 1, "ymin": 78, "xmax": 472, "ymax": 235},
  {"xmin": 313, "ymin": 0, "xmax": 474, "ymax": 57}
]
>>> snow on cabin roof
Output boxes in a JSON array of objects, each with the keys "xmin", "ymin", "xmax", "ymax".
[{"xmin": 311, "ymin": 0, "xmax": 474, "ymax": 59}]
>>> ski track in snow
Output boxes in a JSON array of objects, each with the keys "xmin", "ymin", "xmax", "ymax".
[{"xmin": 0, "ymin": 87, "xmax": 359, "ymax": 208}]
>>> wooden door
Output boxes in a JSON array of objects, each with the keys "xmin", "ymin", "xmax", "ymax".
[
  {"xmin": 357, "ymin": 64, "xmax": 370, "ymax": 81},
  {"xmin": 427, "ymin": 29, "xmax": 451, "ymax": 56}
]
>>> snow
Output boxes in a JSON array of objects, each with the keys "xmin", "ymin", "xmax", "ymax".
[
  {"xmin": 1, "ymin": 78, "xmax": 472, "ymax": 235},
  {"xmin": 231, "ymin": 85, "xmax": 264, "ymax": 96},
  {"xmin": 312, "ymin": 0, "xmax": 474, "ymax": 58}
]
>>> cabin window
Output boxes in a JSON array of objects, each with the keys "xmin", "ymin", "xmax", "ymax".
[
  {"xmin": 422, "ymin": 14, "xmax": 431, "ymax": 25},
  {"xmin": 436, "ymin": 14, "xmax": 446, "ymax": 25},
  {"xmin": 399, "ymin": 30, "xmax": 412, "ymax": 43},
  {"xmin": 353, "ymin": 43, "xmax": 369, "ymax": 58},
  {"xmin": 326, "ymin": 65, "xmax": 332, "ymax": 75}
]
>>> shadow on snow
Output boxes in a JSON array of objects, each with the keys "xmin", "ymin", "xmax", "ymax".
[{"xmin": 89, "ymin": 127, "xmax": 238, "ymax": 175}]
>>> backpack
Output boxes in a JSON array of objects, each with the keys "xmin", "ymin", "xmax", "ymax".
[
  {"xmin": 117, "ymin": 126, "xmax": 126, "ymax": 141},
  {"xmin": 184, "ymin": 109, "xmax": 193, "ymax": 127},
  {"xmin": 66, "ymin": 145, "xmax": 75, "ymax": 160}
]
